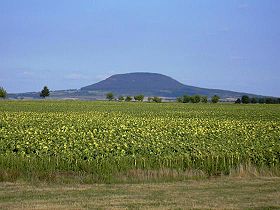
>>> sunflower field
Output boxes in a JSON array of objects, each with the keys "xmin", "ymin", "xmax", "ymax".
[{"xmin": 0, "ymin": 101, "xmax": 279, "ymax": 182}]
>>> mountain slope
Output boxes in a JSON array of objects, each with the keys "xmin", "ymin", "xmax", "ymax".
[{"xmin": 81, "ymin": 72, "xmax": 261, "ymax": 98}]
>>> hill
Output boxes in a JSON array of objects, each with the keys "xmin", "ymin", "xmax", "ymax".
[
  {"xmin": 80, "ymin": 72, "xmax": 261, "ymax": 99},
  {"xmin": 8, "ymin": 72, "xmax": 264, "ymax": 100}
]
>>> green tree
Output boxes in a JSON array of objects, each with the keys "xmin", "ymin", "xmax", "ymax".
[
  {"xmin": 241, "ymin": 95, "xmax": 250, "ymax": 104},
  {"xmin": 0, "ymin": 87, "xmax": 7, "ymax": 98},
  {"xmin": 265, "ymin": 97, "xmax": 274, "ymax": 104},
  {"xmin": 148, "ymin": 97, "xmax": 153, "ymax": 102},
  {"xmin": 134, "ymin": 94, "xmax": 144, "ymax": 102},
  {"xmin": 211, "ymin": 95, "xmax": 220, "ymax": 103},
  {"xmin": 176, "ymin": 97, "xmax": 183, "ymax": 103},
  {"xmin": 125, "ymin": 96, "xmax": 132, "ymax": 102},
  {"xmin": 106, "ymin": 92, "xmax": 114, "ymax": 101},
  {"xmin": 40, "ymin": 86, "xmax": 50, "ymax": 98},
  {"xmin": 258, "ymin": 98, "xmax": 265, "ymax": 104},
  {"xmin": 235, "ymin": 98, "xmax": 241, "ymax": 104},
  {"xmin": 250, "ymin": 97, "xmax": 257, "ymax": 104},
  {"xmin": 201, "ymin": 96, "xmax": 208, "ymax": 103},
  {"xmin": 182, "ymin": 95, "xmax": 190, "ymax": 103},
  {"xmin": 118, "ymin": 96, "xmax": 124, "ymax": 101},
  {"xmin": 152, "ymin": 96, "xmax": 162, "ymax": 103},
  {"xmin": 190, "ymin": 95, "xmax": 201, "ymax": 103}
]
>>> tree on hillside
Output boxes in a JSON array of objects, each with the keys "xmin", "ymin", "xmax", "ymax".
[
  {"xmin": 106, "ymin": 92, "xmax": 114, "ymax": 101},
  {"xmin": 211, "ymin": 95, "xmax": 220, "ymax": 103},
  {"xmin": 241, "ymin": 95, "xmax": 250, "ymax": 104},
  {"xmin": 134, "ymin": 94, "xmax": 144, "ymax": 102},
  {"xmin": 125, "ymin": 96, "xmax": 132, "ymax": 102},
  {"xmin": 40, "ymin": 86, "xmax": 50, "ymax": 98},
  {"xmin": 0, "ymin": 87, "xmax": 7, "ymax": 98}
]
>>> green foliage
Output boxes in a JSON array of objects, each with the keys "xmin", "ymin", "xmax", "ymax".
[
  {"xmin": 211, "ymin": 95, "xmax": 220, "ymax": 103},
  {"xmin": 258, "ymin": 98, "xmax": 265, "ymax": 104},
  {"xmin": 40, "ymin": 86, "xmax": 50, "ymax": 98},
  {"xmin": 125, "ymin": 96, "xmax": 132, "ymax": 102},
  {"xmin": 118, "ymin": 96, "xmax": 124, "ymax": 101},
  {"xmin": 178, "ymin": 95, "xmax": 206, "ymax": 103},
  {"xmin": 134, "ymin": 95, "xmax": 144, "ymax": 102},
  {"xmin": 235, "ymin": 98, "xmax": 241, "ymax": 104},
  {"xmin": 190, "ymin": 95, "xmax": 201, "ymax": 103},
  {"xmin": 106, "ymin": 92, "xmax": 114, "ymax": 101},
  {"xmin": 264, "ymin": 97, "xmax": 280, "ymax": 104},
  {"xmin": 250, "ymin": 97, "xmax": 257, "ymax": 104},
  {"xmin": 241, "ymin": 95, "xmax": 250, "ymax": 104},
  {"xmin": 182, "ymin": 95, "xmax": 191, "ymax": 103},
  {"xmin": 176, "ymin": 97, "xmax": 183, "ymax": 103},
  {"xmin": 0, "ymin": 87, "xmax": 7, "ymax": 98},
  {"xmin": 151, "ymin": 96, "xmax": 162, "ymax": 103},
  {"xmin": 201, "ymin": 96, "xmax": 208, "ymax": 103}
]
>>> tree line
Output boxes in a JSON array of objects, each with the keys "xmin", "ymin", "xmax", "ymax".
[
  {"xmin": 106, "ymin": 92, "xmax": 162, "ymax": 103},
  {"xmin": 235, "ymin": 95, "xmax": 280, "ymax": 104},
  {"xmin": 176, "ymin": 94, "xmax": 220, "ymax": 103}
]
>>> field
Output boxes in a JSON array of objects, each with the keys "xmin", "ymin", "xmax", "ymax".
[
  {"xmin": 1, "ymin": 177, "xmax": 280, "ymax": 209},
  {"xmin": 0, "ymin": 101, "xmax": 280, "ymax": 183}
]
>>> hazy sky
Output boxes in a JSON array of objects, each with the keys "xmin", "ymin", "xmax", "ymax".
[{"xmin": 1, "ymin": 0, "xmax": 279, "ymax": 96}]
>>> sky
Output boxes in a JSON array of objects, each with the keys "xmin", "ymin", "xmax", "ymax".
[{"xmin": 0, "ymin": 0, "xmax": 279, "ymax": 96}]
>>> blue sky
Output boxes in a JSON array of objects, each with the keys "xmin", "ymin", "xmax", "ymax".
[{"xmin": 0, "ymin": 0, "xmax": 279, "ymax": 96}]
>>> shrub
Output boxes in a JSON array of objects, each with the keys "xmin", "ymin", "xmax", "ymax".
[
  {"xmin": 0, "ymin": 87, "xmax": 7, "ymax": 98},
  {"xmin": 211, "ymin": 95, "xmax": 220, "ymax": 103}
]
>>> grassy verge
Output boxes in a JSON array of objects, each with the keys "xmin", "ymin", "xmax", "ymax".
[
  {"xmin": 0, "ymin": 177, "xmax": 279, "ymax": 209},
  {"xmin": 1, "ymin": 155, "xmax": 279, "ymax": 184}
]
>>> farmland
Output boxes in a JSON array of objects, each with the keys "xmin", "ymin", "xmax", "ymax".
[{"xmin": 0, "ymin": 101, "xmax": 280, "ymax": 183}]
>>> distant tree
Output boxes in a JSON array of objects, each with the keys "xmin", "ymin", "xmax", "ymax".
[
  {"xmin": 278, "ymin": 98, "xmax": 280, "ymax": 104},
  {"xmin": 258, "ymin": 98, "xmax": 265, "ymax": 104},
  {"xmin": 148, "ymin": 97, "xmax": 153, "ymax": 102},
  {"xmin": 106, "ymin": 92, "xmax": 114, "ymax": 101},
  {"xmin": 134, "ymin": 94, "xmax": 144, "ymax": 102},
  {"xmin": 118, "ymin": 96, "xmax": 124, "ymax": 101},
  {"xmin": 201, "ymin": 96, "xmax": 208, "ymax": 103},
  {"xmin": 125, "ymin": 96, "xmax": 132, "ymax": 102},
  {"xmin": 0, "ymin": 87, "xmax": 7, "ymax": 98},
  {"xmin": 250, "ymin": 97, "xmax": 257, "ymax": 104},
  {"xmin": 176, "ymin": 97, "xmax": 183, "ymax": 103},
  {"xmin": 40, "ymin": 86, "xmax": 50, "ymax": 98},
  {"xmin": 182, "ymin": 95, "xmax": 191, "ymax": 103},
  {"xmin": 190, "ymin": 95, "xmax": 201, "ymax": 103},
  {"xmin": 152, "ymin": 96, "xmax": 162, "ymax": 103},
  {"xmin": 241, "ymin": 95, "xmax": 250, "ymax": 104},
  {"xmin": 235, "ymin": 98, "xmax": 241, "ymax": 104},
  {"xmin": 211, "ymin": 95, "xmax": 220, "ymax": 103},
  {"xmin": 265, "ymin": 97, "xmax": 274, "ymax": 104}
]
